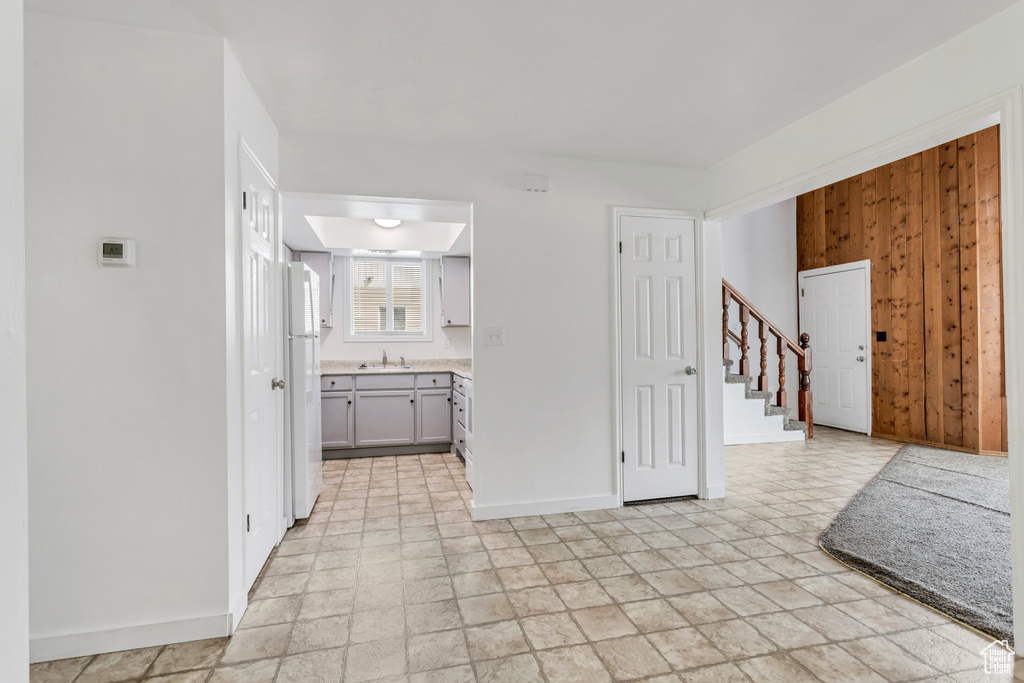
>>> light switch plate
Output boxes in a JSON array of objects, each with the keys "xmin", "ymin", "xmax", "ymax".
[{"xmin": 483, "ymin": 327, "xmax": 505, "ymax": 346}]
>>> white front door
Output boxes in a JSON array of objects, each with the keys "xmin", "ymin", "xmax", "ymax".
[
  {"xmin": 242, "ymin": 148, "xmax": 283, "ymax": 589},
  {"xmin": 620, "ymin": 215, "xmax": 699, "ymax": 502},
  {"xmin": 799, "ymin": 263, "xmax": 870, "ymax": 434}
]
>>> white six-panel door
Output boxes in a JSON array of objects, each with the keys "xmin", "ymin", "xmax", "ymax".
[
  {"xmin": 242, "ymin": 148, "xmax": 282, "ymax": 589},
  {"xmin": 620, "ymin": 215, "xmax": 699, "ymax": 502},
  {"xmin": 799, "ymin": 263, "xmax": 870, "ymax": 434}
]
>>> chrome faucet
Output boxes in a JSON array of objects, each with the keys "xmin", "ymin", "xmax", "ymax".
[
  {"xmin": 400, "ymin": 356, "xmax": 405, "ymax": 367},
  {"xmin": 382, "ymin": 349, "xmax": 388, "ymax": 367}
]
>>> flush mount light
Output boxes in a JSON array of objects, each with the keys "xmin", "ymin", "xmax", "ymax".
[{"xmin": 373, "ymin": 218, "xmax": 402, "ymax": 228}]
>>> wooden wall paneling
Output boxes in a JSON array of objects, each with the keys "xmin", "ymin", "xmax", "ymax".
[
  {"xmin": 975, "ymin": 126, "xmax": 1004, "ymax": 452},
  {"xmin": 921, "ymin": 147, "xmax": 945, "ymax": 444},
  {"xmin": 793, "ymin": 126, "xmax": 1004, "ymax": 453},
  {"xmin": 796, "ymin": 195, "xmax": 811, "ymax": 272},
  {"xmin": 938, "ymin": 140, "xmax": 963, "ymax": 447},
  {"xmin": 874, "ymin": 168, "xmax": 894, "ymax": 435},
  {"xmin": 813, "ymin": 188, "xmax": 827, "ymax": 269},
  {"xmin": 861, "ymin": 169, "xmax": 882, "ymax": 433},
  {"xmin": 824, "ymin": 184, "xmax": 839, "ymax": 266},
  {"xmin": 849, "ymin": 176, "xmax": 864, "ymax": 261},
  {"xmin": 837, "ymin": 180, "xmax": 851, "ymax": 264},
  {"xmin": 889, "ymin": 158, "xmax": 911, "ymax": 439},
  {"xmin": 905, "ymin": 153, "xmax": 927, "ymax": 441},
  {"xmin": 958, "ymin": 134, "xmax": 981, "ymax": 451}
]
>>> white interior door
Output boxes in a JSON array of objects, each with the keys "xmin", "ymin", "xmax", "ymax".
[
  {"xmin": 799, "ymin": 263, "xmax": 870, "ymax": 433},
  {"xmin": 242, "ymin": 148, "xmax": 282, "ymax": 589},
  {"xmin": 620, "ymin": 215, "xmax": 699, "ymax": 502}
]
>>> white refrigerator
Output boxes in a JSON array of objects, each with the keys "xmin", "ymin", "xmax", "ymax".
[{"xmin": 286, "ymin": 262, "xmax": 323, "ymax": 523}]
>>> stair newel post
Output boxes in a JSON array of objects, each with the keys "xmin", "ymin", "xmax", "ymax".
[
  {"xmin": 758, "ymin": 321, "xmax": 769, "ymax": 392},
  {"xmin": 738, "ymin": 304, "xmax": 750, "ymax": 376},
  {"xmin": 722, "ymin": 287, "xmax": 731, "ymax": 360},
  {"xmin": 798, "ymin": 333, "xmax": 813, "ymax": 438},
  {"xmin": 776, "ymin": 335, "xmax": 787, "ymax": 408}
]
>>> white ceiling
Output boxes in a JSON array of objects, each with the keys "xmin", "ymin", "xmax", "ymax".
[{"xmin": 28, "ymin": 0, "xmax": 1022, "ymax": 168}]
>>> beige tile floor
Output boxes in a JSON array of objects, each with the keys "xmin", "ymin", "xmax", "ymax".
[{"xmin": 31, "ymin": 427, "xmax": 1022, "ymax": 682}]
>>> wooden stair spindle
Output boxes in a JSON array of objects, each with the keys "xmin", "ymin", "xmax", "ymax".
[
  {"xmin": 722, "ymin": 288, "xmax": 731, "ymax": 360},
  {"xmin": 738, "ymin": 304, "xmax": 750, "ymax": 376},
  {"xmin": 798, "ymin": 332, "xmax": 813, "ymax": 438},
  {"xmin": 776, "ymin": 335, "xmax": 787, "ymax": 408},
  {"xmin": 758, "ymin": 320, "xmax": 769, "ymax": 392}
]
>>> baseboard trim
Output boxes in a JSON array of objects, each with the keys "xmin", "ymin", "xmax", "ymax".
[
  {"xmin": 702, "ymin": 485, "xmax": 725, "ymax": 499},
  {"xmin": 30, "ymin": 613, "xmax": 231, "ymax": 663},
  {"xmin": 228, "ymin": 591, "xmax": 248, "ymax": 634},
  {"xmin": 724, "ymin": 432, "xmax": 805, "ymax": 445},
  {"xmin": 868, "ymin": 432, "xmax": 1008, "ymax": 457},
  {"xmin": 470, "ymin": 494, "xmax": 619, "ymax": 521}
]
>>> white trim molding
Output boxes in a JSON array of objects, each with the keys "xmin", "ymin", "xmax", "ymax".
[
  {"xmin": 469, "ymin": 495, "xmax": 620, "ymax": 522},
  {"xmin": 30, "ymin": 614, "xmax": 231, "ymax": 664}
]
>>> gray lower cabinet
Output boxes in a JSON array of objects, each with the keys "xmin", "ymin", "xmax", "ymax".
[
  {"xmin": 416, "ymin": 389, "xmax": 452, "ymax": 443},
  {"xmin": 321, "ymin": 392, "xmax": 354, "ymax": 448},
  {"xmin": 354, "ymin": 390, "xmax": 416, "ymax": 447}
]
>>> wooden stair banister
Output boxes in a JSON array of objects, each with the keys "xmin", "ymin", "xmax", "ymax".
[{"xmin": 722, "ymin": 279, "xmax": 814, "ymax": 438}]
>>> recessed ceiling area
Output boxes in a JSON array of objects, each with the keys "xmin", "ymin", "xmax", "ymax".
[{"xmin": 282, "ymin": 193, "xmax": 470, "ymax": 257}]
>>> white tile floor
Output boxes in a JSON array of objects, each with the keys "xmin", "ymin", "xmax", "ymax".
[{"xmin": 31, "ymin": 427, "xmax": 1021, "ymax": 682}]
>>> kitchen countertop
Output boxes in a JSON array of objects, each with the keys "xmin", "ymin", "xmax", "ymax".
[{"xmin": 321, "ymin": 358, "xmax": 472, "ymax": 380}]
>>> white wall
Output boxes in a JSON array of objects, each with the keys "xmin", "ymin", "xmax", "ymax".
[
  {"xmin": 282, "ymin": 133, "xmax": 705, "ymax": 516},
  {"xmin": 25, "ymin": 13, "xmax": 234, "ymax": 659},
  {"xmin": 703, "ymin": 2, "xmax": 1024, "ymax": 645},
  {"xmin": 320, "ymin": 258, "xmax": 472, "ymax": 361},
  {"xmin": 0, "ymin": 0, "xmax": 29, "ymax": 679},
  {"xmin": 223, "ymin": 44, "xmax": 280, "ymax": 628},
  {"xmin": 720, "ymin": 199, "xmax": 798, "ymax": 397}
]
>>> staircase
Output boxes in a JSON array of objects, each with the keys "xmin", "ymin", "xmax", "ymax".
[{"xmin": 722, "ymin": 280, "xmax": 813, "ymax": 445}]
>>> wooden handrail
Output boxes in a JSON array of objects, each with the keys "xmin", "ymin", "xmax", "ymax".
[
  {"xmin": 723, "ymin": 279, "xmax": 805, "ymax": 357},
  {"xmin": 723, "ymin": 279, "xmax": 813, "ymax": 438}
]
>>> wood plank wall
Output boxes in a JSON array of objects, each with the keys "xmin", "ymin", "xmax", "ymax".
[{"xmin": 796, "ymin": 125, "xmax": 1006, "ymax": 453}]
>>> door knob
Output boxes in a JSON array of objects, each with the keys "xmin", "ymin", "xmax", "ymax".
[
  {"xmin": 856, "ymin": 356, "xmax": 865, "ymax": 362},
  {"xmin": 271, "ymin": 378, "xmax": 285, "ymax": 389},
  {"xmin": 685, "ymin": 366, "xmax": 698, "ymax": 376}
]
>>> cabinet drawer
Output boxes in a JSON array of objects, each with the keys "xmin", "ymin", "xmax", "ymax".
[
  {"xmin": 454, "ymin": 395, "xmax": 467, "ymax": 427},
  {"xmin": 454, "ymin": 422, "xmax": 467, "ymax": 452},
  {"xmin": 355, "ymin": 374, "xmax": 415, "ymax": 390},
  {"xmin": 321, "ymin": 375, "xmax": 353, "ymax": 392},
  {"xmin": 452, "ymin": 376, "xmax": 469, "ymax": 393},
  {"xmin": 416, "ymin": 373, "xmax": 450, "ymax": 388}
]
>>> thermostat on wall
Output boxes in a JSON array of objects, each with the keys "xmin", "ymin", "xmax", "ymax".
[{"xmin": 98, "ymin": 238, "xmax": 136, "ymax": 266}]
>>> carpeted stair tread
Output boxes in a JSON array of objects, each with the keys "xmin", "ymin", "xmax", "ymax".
[
  {"xmin": 765, "ymin": 405, "xmax": 791, "ymax": 417},
  {"xmin": 724, "ymin": 373, "xmax": 751, "ymax": 385},
  {"xmin": 783, "ymin": 420, "xmax": 807, "ymax": 432}
]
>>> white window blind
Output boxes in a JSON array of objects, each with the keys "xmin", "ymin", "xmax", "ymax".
[{"xmin": 350, "ymin": 258, "xmax": 425, "ymax": 336}]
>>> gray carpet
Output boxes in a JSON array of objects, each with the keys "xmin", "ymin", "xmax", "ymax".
[{"xmin": 819, "ymin": 443, "xmax": 1012, "ymax": 643}]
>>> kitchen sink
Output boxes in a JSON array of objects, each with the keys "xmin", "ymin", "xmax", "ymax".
[{"xmin": 354, "ymin": 365, "xmax": 413, "ymax": 371}]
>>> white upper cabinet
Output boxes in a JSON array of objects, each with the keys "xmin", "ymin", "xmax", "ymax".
[
  {"xmin": 441, "ymin": 256, "xmax": 470, "ymax": 327},
  {"xmin": 299, "ymin": 251, "xmax": 335, "ymax": 328}
]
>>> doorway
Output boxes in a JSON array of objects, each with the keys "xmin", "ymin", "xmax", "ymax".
[
  {"xmin": 241, "ymin": 143, "xmax": 284, "ymax": 590},
  {"xmin": 617, "ymin": 211, "xmax": 701, "ymax": 502},
  {"xmin": 798, "ymin": 261, "xmax": 872, "ymax": 434}
]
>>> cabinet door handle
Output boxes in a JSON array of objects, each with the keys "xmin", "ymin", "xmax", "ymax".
[
  {"xmin": 432, "ymin": 379, "xmax": 437, "ymax": 383},
  {"xmin": 330, "ymin": 380, "xmax": 335, "ymax": 385},
  {"xmin": 459, "ymin": 408, "xmax": 463, "ymax": 413},
  {"xmin": 447, "ymin": 397, "xmax": 452, "ymax": 402},
  {"xmin": 348, "ymin": 400, "xmax": 352, "ymax": 405},
  {"xmin": 410, "ymin": 399, "xmax": 414, "ymax": 403}
]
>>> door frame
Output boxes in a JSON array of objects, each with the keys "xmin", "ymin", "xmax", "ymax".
[
  {"xmin": 238, "ymin": 138, "xmax": 286, "ymax": 591},
  {"xmin": 612, "ymin": 207, "xmax": 710, "ymax": 504},
  {"xmin": 797, "ymin": 259, "xmax": 873, "ymax": 435}
]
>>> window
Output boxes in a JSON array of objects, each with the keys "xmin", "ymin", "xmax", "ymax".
[{"xmin": 347, "ymin": 258, "xmax": 430, "ymax": 340}]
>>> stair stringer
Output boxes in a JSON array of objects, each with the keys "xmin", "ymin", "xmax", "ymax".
[{"xmin": 723, "ymin": 360, "xmax": 806, "ymax": 445}]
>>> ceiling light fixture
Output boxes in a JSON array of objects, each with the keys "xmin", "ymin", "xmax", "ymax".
[{"xmin": 374, "ymin": 218, "xmax": 402, "ymax": 228}]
